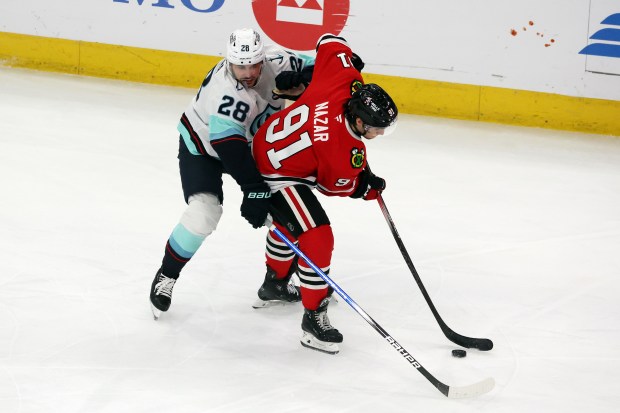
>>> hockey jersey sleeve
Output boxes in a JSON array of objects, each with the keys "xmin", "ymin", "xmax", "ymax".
[{"xmin": 209, "ymin": 113, "xmax": 264, "ymax": 186}]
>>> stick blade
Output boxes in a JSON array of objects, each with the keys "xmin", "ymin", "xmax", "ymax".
[
  {"xmin": 447, "ymin": 377, "xmax": 495, "ymax": 399},
  {"xmin": 444, "ymin": 329, "xmax": 494, "ymax": 351}
]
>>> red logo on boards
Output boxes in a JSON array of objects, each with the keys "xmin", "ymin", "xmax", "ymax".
[{"xmin": 252, "ymin": 0, "xmax": 350, "ymax": 51}]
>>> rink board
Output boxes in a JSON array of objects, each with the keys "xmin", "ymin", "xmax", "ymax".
[{"xmin": 1, "ymin": 31, "xmax": 618, "ymax": 136}]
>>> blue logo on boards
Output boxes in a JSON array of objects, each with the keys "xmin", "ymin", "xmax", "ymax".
[
  {"xmin": 579, "ymin": 13, "xmax": 620, "ymax": 58},
  {"xmin": 112, "ymin": 0, "xmax": 225, "ymax": 13}
]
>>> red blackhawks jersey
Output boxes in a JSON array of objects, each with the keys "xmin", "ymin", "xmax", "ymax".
[{"xmin": 252, "ymin": 34, "xmax": 367, "ymax": 198}]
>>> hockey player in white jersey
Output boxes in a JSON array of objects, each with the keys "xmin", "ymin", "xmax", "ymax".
[{"xmin": 150, "ymin": 28, "xmax": 314, "ymax": 319}]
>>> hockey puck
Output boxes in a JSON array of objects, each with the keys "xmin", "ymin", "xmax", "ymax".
[{"xmin": 452, "ymin": 349, "xmax": 467, "ymax": 358}]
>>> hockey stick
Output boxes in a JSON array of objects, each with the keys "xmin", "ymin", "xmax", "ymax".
[
  {"xmin": 266, "ymin": 219, "xmax": 495, "ymax": 398},
  {"xmin": 377, "ymin": 194, "xmax": 494, "ymax": 351}
]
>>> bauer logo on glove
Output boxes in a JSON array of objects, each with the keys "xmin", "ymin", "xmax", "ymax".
[{"xmin": 247, "ymin": 191, "xmax": 271, "ymax": 199}]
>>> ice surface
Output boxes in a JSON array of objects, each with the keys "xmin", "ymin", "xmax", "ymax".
[{"xmin": 1, "ymin": 67, "xmax": 619, "ymax": 412}]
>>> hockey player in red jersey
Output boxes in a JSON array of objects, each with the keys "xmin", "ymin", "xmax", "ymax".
[{"xmin": 252, "ymin": 33, "xmax": 398, "ymax": 354}]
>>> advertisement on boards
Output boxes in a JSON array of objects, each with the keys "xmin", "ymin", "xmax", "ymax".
[
  {"xmin": 1, "ymin": 0, "xmax": 619, "ymax": 100},
  {"xmin": 252, "ymin": 0, "xmax": 350, "ymax": 50},
  {"xmin": 580, "ymin": 0, "xmax": 620, "ymax": 75},
  {"xmin": 112, "ymin": 0, "xmax": 226, "ymax": 13}
]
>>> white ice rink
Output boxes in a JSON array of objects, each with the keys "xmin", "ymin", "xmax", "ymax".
[{"xmin": 1, "ymin": 67, "xmax": 619, "ymax": 412}]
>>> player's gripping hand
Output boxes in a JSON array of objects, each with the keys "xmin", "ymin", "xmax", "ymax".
[
  {"xmin": 273, "ymin": 85, "xmax": 306, "ymax": 101},
  {"xmin": 363, "ymin": 173, "xmax": 386, "ymax": 200},
  {"xmin": 275, "ymin": 71, "xmax": 305, "ymax": 90},
  {"xmin": 240, "ymin": 183, "xmax": 271, "ymax": 228},
  {"xmin": 273, "ymin": 71, "xmax": 307, "ymax": 100},
  {"xmin": 350, "ymin": 168, "xmax": 386, "ymax": 200}
]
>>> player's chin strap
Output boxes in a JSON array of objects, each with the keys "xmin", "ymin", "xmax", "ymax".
[
  {"xmin": 263, "ymin": 214, "xmax": 495, "ymax": 399},
  {"xmin": 375, "ymin": 194, "xmax": 494, "ymax": 351}
]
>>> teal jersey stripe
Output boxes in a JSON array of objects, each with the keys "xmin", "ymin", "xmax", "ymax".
[
  {"xmin": 177, "ymin": 121, "xmax": 202, "ymax": 155},
  {"xmin": 209, "ymin": 115, "xmax": 246, "ymax": 142},
  {"xmin": 298, "ymin": 53, "xmax": 315, "ymax": 67}
]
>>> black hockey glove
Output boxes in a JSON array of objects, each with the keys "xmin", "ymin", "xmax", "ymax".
[
  {"xmin": 240, "ymin": 183, "xmax": 272, "ymax": 228},
  {"xmin": 351, "ymin": 52, "xmax": 365, "ymax": 72},
  {"xmin": 274, "ymin": 67, "xmax": 314, "ymax": 100},
  {"xmin": 350, "ymin": 168, "xmax": 386, "ymax": 201},
  {"xmin": 364, "ymin": 173, "xmax": 386, "ymax": 200},
  {"xmin": 275, "ymin": 71, "xmax": 305, "ymax": 90}
]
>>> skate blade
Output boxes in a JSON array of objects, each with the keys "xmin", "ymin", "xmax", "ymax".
[
  {"xmin": 150, "ymin": 303, "xmax": 162, "ymax": 320},
  {"xmin": 300, "ymin": 332, "xmax": 339, "ymax": 355},
  {"xmin": 252, "ymin": 298, "xmax": 299, "ymax": 309}
]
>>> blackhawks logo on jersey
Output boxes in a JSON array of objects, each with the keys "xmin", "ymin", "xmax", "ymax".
[
  {"xmin": 350, "ymin": 80, "xmax": 363, "ymax": 95},
  {"xmin": 350, "ymin": 148, "xmax": 365, "ymax": 168}
]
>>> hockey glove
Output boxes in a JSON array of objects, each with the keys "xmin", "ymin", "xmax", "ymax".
[
  {"xmin": 274, "ymin": 68, "xmax": 314, "ymax": 100},
  {"xmin": 351, "ymin": 53, "xmax": 365, "ymax": 72},
  {"xmin": 363, "ymin": 174, "xmax": 386, "ymax": 200},
  {"xmin": 272, "ymin": 84, "xmax": 306, "ymax": 101},
  {"xmin": 350, "ymin": 168, "xmax": 386, "ymax": 201},
  {"xmin": 240, "ymin": 183, "xmax": 272, "ymax": 228},
  {"xmin": 275, "ymin": 71, "xmax": 305, "ymax": 90}
]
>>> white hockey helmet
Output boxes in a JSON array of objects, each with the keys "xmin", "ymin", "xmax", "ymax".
[{"xmin": 226, "ymin": 28, "xmax": 265, "ymax": 65}]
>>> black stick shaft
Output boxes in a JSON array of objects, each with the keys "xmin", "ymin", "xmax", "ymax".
[{"xmin": 377, "ymin": 195, "xmax": 493, "ymax": 351}]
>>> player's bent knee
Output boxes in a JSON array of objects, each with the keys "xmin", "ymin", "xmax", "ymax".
[
  {"xmin": 180, "ymin": 193, "xmax": 223, "ymax": 237},
  {"xmin": 300, "ymin": 225, "xmax": 334, "ymax": 253}
]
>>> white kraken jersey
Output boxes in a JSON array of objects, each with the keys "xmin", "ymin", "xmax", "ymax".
[{"xmin": 178, "ymin": 45, "xmax": 314, "ymax": 159}]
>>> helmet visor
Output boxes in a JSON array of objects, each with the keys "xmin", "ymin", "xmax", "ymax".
[{"xmin": 363, "ymin": 117, "xmax": 398, "ymax": 137}]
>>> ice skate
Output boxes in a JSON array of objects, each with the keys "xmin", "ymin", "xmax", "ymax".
[
  {"xmin": 252, "ymin": 264, "xmax": 301, "ymax": 309},
  {"xmin": 300, "ymin": 298, "xmax": 343, "ymax": 355},
  {"xmin": 150, "ymin": 268, "xmax": 176, "ymax": 320}
]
